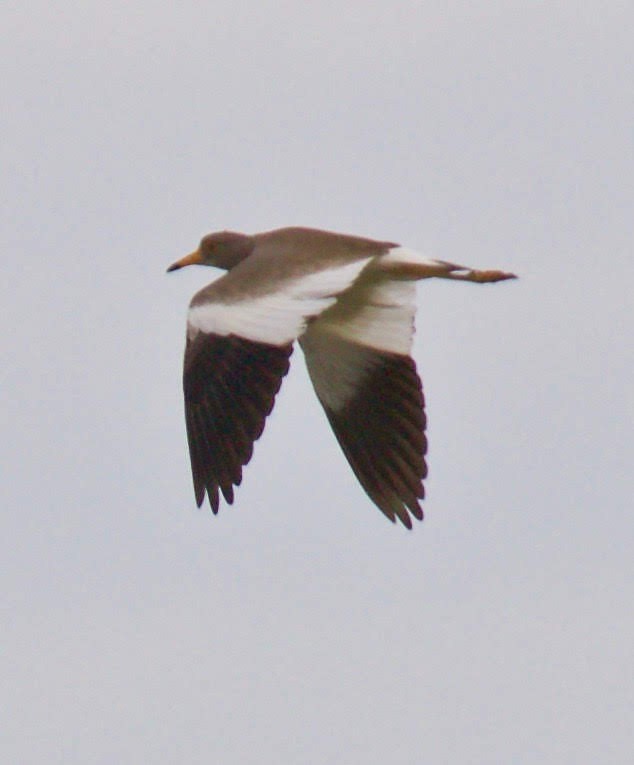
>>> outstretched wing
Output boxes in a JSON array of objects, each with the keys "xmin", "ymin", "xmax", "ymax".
[
  {"xmin": 300, "ymin": 275, "xmax": 427, "ymax": 527},
  {"xmin": 182, "ymin": 255, "xmax": 374, "ymax": 513},
  {"xmin": 184, "ymin": 333, "xmax": 293, "ymax": 512}
]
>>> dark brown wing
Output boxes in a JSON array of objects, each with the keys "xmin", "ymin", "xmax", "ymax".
[
  {"xmin": 183, "ymin": 332, "xmax": 293, "ymax": 513},
  {"xmin": 301, "ymin": 331, "xmax": 427, "ymax": 528}
]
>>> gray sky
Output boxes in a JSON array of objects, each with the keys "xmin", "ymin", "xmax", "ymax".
[{"xmin": 2, "ymin": 2, "xmax": 633, "ymax": 763}]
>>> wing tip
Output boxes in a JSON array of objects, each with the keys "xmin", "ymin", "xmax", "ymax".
[
  {"xmin": 374, "ymin": 491, "xmax": 424, "ymax": 529},
  {"xmin": 396, "ymin": 506, "xmax": 424, "ymax": 529}
]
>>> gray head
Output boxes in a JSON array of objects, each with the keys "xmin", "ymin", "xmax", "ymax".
[{"xmin": 167, "ymin": 230, "xmax": 254, "ymax": 272}]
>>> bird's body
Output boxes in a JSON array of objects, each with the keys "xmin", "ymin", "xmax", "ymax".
[{"xmin": 168, "ymin": 226, "xmax": 516, "ymax": 528}]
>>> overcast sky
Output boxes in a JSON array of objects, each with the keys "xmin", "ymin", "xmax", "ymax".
[{"xmin": 2, "ymin": 2, "xmax": 633, "ymax": 763}]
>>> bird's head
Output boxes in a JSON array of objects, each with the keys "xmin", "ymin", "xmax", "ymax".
[{"xmin": 167, "ymin": 231, "xmax": 254, "ymax": 272}]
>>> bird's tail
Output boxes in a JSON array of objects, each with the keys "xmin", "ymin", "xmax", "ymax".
[{"xmin": 379, "ymin": 246, "xmax": 517, "ymax": 283}]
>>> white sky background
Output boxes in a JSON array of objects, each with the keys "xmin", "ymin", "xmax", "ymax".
[{"xmin": 2, "ymin": 2, "xmax": 633, "ymax": 762}]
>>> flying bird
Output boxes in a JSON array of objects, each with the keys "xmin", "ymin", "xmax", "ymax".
[{"xmin": 167, "ymin": 227, "xmax": 515, "ymax": 528}]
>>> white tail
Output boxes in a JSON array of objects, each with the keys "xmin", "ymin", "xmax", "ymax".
[{"xmin": 380, "ymin": 246, "xmax": 517, "ymax": 283}]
